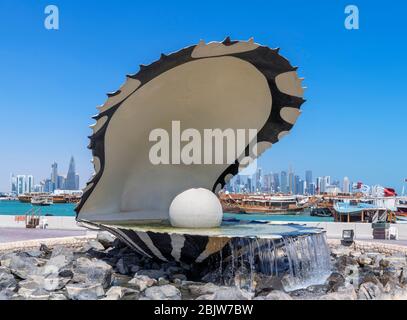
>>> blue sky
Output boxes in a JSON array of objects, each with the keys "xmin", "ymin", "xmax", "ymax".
[{"xmin": 0, "ymin": 0, "xmax": 406, "ymax": 192}]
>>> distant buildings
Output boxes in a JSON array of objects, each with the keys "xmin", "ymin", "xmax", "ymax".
[
  {"xmin": 224, "ymin": 166, "xmax": 358, "ymax": 196},
  {"xmin": 10, "ymin": 174, "xmax": 34, "ymax": 195},
  {"xmin": 65, "ymin": 156, "xmax": 79, "ymax": 190},
  {"xmin": 9, "ymin": 156, "xmax": 80, "ymax": 195},
  {"xmin": 343, "ymin": 177, "xmax": 350, "ymax": 194}
]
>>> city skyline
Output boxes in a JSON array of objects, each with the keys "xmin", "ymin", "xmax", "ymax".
[
  {"xmin": 8, "ymin": 156, "xmax": 81, "ymax": 194},
  {"xmin": 0, "ymin": 1, "xmax": 406, "ymax": 191},
  {"xmin": 226, "ymin": 166, "xmax": 406, "ymax": 196}
]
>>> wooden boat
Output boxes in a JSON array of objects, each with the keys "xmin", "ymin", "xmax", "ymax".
[{"xmin": 220, "ymin": 193, "xmax": 309, "ymax": 214}]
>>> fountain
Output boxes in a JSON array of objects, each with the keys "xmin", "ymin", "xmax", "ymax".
[{"xmin": 76, "ymin": 38, "xmax": 331, "ymax": 291}]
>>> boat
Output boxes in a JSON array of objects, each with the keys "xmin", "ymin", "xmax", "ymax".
[
  {"xmin": 219, "ymin": 193, "xmax": 309, "ymax": 214},
  {"xmin": 310, "ymin": 207, "xmax": 333, "ymax": 217},
  {"xmin": 31, "ymin": 196, "xmax": 53, "ymax": 206}
]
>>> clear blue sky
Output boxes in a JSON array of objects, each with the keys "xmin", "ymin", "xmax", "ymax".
[{"xmin": 0, "ymin": 0, "xmax": 406, "ymax": 192}]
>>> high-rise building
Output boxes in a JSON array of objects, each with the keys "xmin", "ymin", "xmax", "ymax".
[
  {"xmin": 305, "ymin": 170, "xmax": 312, "ymax": 194},
  {"xmin": 57, "ymin": 175, "xmax": 66, "ymax": 190},
  {"xmin": 280, "ymin": 171, "xmax": 288, "ymax": 194},
  {"xmin": 343, "ymin": 177, "xmax": 350, "ymax": 193},
  {"xmin": 272, "ymin": 173, "xmax": 280, "ymax": 193},
  {"xmin": 51, "ymin": 162, "xmax": 58, "ymax": 190},
  {"xmin": 16, "ymin": 175, "xmax": 26, "ymax": 195},
  {"xmin": 10, "ymin": 174, "xmax": 17, "ymax": 194},
  {"xmin": 65, "ymin": 156, "xmax": 78, "ymax": 190},
  {"xmin": 26, "ymin": 175, "xmax": 34, "ymax": 193},
  {"xmin": 288, "ymin": 171, "xmax": 295, "ymax": 194}
]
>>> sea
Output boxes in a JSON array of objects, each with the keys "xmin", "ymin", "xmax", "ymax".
[
  {"xmin": 0, "ymin": 200, "xmax": 76, "ymax": 216},
  {"xmin": 0, "ymin": 200, "xmax": 334, "ymax": 222}
]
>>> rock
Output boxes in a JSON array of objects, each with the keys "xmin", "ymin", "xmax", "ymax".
[
  {"xmin": 326, "ymin": 272, "xmax": 345, "ymax": 292},
  {"xmin": 360, "ymin": 272, "xmax": 382, "ymax": 287},
  {"xmin": 97, "ymin": 231, "xmax": 116, "ymax": 249},
  {"xmin": 211, "ymin": 287, "xmax": 253, "ymax": 300},
  {"xmin": 357, "ymin": 255, "xmax": 373, "ymax": 266},
  {"xmin": 335, "ymin": 255, "xmax": 358, "ymax": 272},
  {"xmin": 143, "ymin": 285, "xmax": 181, "ymax": 300},
  {"xmin": 1, "ymin": 253, "xmax": 41, "ymax": 279},
  {"xmin": 49, "ymin": 293, "xmax": 68, "ymax": 300},
  {"xmin": 131, "ymin": 265, "xmax": 140, "ymax": 273},
  {"xmin": 158, "ymin": 277, "xmax": 170, "ymax": 286},
  {"xmin": 0, "ymin": 272, "xmax": 17, "ymax": 291},
  {"xmin": 116, "ymin": 258, "xmax": 129, "ymax": 275},
  {"xmin": 51, "ymin": 246, "xmax": 74, "ymax": 262},
  {"xmin": 46, "ymin": 254, "xmax": 73, "ymax": 272},
  {"xmin": 320, "ymin": 284, "xmax": 357, "ymax": 300},
  {"xmin": 128, "ymin": 275, "xmax": 157, "ymax": 291},
  {"xmin": 188, "ymin": 282, "xmax": 220, "ymax": 296},
  {"xmin": 172, "ymin": 273, "xmax": 187, "ymax": 281},
  {"xmin": 136, "ymin": 269, "xmax": 167, "ymax": 279},
  {"xmin": 330, "ymin": 247, "xmax": 351, "ymax": 257},
  {"xmin": 254, "ymin": 290, "xmax": 292, "ymax": 300},
  {"xmin": 72, "ymin": 257, "xmax": 112, "ymax": 288},
  {"xmin": 349, "ymin": 251, "xmax": 362, "ymax": 258},
  {"xmin": 66, "ymin": 283, "xmax": 105, "ymax": 300},
  {"xmin": 379, "ymin": 259, "xmax": 391, "ymax": 268},
  {"xmin": 24, "ymin": 250, "xmax": 44, "ymax": 258},
  {"xmin": 18, "ymin": 280, "xmax": 42, "ymax": 298},
  {"xmin": 102, "ymin": 286, "xmax": 138, "ymax": 300},
  {"xmin": 0, "ymin": 289, "xmax": 15, "ymax": 300},
  {"xmin": 358, "ymin": 282, "xmax": 383, "ymax": 300},
  {"xmin": 18, "ymin": 288, "xmax": 50, "ymax": 300},
  {"xmin": 83, "ymin": 240, "xmax": 106, "ymax": 252},
  {"xmin": 195, "ymin": 294, "xmax": 214, "ymax": 300},
  {"xmin": 39, "ymin": 244, "xmax": 51, "ymax": 254},
  {"xmin": 111, "ymin": 273, "xmax": 132, "ymax": 287}
]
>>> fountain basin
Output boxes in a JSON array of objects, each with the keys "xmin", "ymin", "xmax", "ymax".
[{"xmin": 80, "ymin": 218, "xmax": 332, "ymax": 291}]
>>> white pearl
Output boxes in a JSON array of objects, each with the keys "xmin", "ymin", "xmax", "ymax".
[{"xmin": 169, "ymin": 188, "xmax": 222, "ymax": 228}]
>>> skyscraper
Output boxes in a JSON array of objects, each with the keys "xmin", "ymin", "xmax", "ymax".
[
  {"xmin": 27, "ymin": 175, "xmax": 34, "ymax": 193},
  {"xmin": 65, "ymin": 156, "xmax": 78, "ymax": 190},
  {"xmin": 10, "ymin": 174, "xmax": 17, "ymax": 194},
  {"xmin": 272, "ymin": 173, "xmax": 280, "ymax": 193},
  {"xmin": 51, "ymin": 162, "xmax": 58, "ymax": 191},
  {"xmin": 16, "ymin": 175, "xmax": 26, "ymax": 195},
  {"xmin": 281, "ymin": 171, "xmax": 287, "ymax": 194},
  {"xmin": 305, "ymin": 170, "xmax": 312, "ymax": 194},
  {"xmin": 343, "ymin": 177, "xmax": 350, "ymax": 193}
]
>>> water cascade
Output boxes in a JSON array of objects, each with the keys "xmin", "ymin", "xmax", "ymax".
[{"xmin": 206, "ymin": 232, "xmax": 331, "ymax": 292}]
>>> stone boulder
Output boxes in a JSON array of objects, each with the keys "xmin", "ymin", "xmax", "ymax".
[
  {"xmin": 97, "ymin": 232, "xmax": 116, "ymax": 249},
  {"xmin": 211, "ymin": 287, "xmax": 253, "ymax": 300},
  {"xmin": 0, "ymin": 271, "xmax": 17, "ymax": 291},
  {"xmin": 72, "ymin": 257, "xmax": 112, "ymax": 288},
  {"xmin": 326, "ymin": 272, "xmax": 345, "ymax": 292},
  {"xmin": 320, "ymin": 284, "xmax": 357, "ymax": 300},
  {"xmin": 66, "ymin": 283, "xmax": 105, "ymax": 300},
  {"xmin": 143, "ymin": 285, "xmax": 181, "ymax": 300},
  {"xmin": 188, "ymin": 282, "xmax": 221, "ymax": 296},
  {"xmin": 128, "ymin": 275, "xmax": 157, "ymax": 291},
  {"xmin": 254, "ymin": 290, "xmax": 292, "ymax": 300},
  {"xmin": 102, "ymin": 286, "xmax": 139, "ymax": 300},
  {"xmin": 358, "ymin": 282, "xmax": 383, "ymax": 300},
  {"xmin": 0, "ymin": 253, "xmax": 41, "ymax": 279}
]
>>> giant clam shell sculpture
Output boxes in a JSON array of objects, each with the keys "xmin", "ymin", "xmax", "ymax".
[{"xmin": 76, "ymin": 38, "xmax": 307, "ymax": 263}]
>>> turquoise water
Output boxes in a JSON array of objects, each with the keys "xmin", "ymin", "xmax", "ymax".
[
  {"xmin": 0, "ymin": 201, "xmax": 334, "ymax": 222},
  {"xmin": 224, "ymin": 212, "xmax": 334, "ymax": 222},
  {"xmin": 0, "ymin": 200, "xmax": 76, "ymax": 216}
]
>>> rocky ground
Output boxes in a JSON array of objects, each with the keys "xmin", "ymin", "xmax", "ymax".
[{"xmin": 1, "ymin": 232, "xmax": 407, "ymax": 300}]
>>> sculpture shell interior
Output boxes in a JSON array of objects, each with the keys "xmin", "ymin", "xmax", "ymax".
[{"xmin": 76, "ymin": 37, "xmax": 306, "ymax": 225}]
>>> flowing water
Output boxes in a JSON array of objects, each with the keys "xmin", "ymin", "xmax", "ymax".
[{"xmin": 214, "ymin": 232, "xmax": 331, "ymax": 292}]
